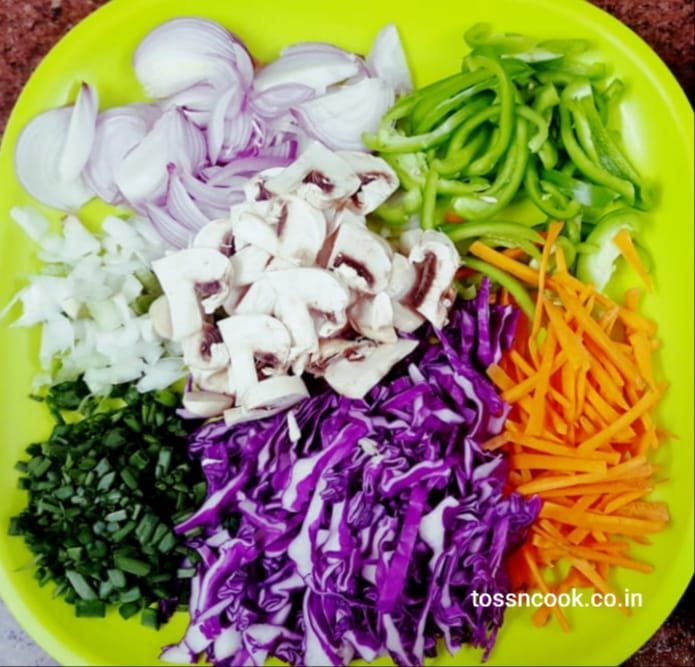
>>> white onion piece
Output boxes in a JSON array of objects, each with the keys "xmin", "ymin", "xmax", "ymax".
[
  {"xmin": 293, "ymin": 77, "xmax": 395, "ymax": 151},
  {"xmin": 114, "ymin": 109, "xmax": 205, "ymax": 204},
  {"xmin": 14, "ymin": 107, "xmax": 93, "ymax": 210},
  {"xmin": 84, "ymin": 105, "xmax": 159, "ymax": 203},
  {"xmin": 367, "ymin": 24, "xmax": 413, "ymax": 94},
  {"xmin": 167, "ymin": 172, "xmax": 211, "ymax": 231},
  {"xmin": 254, "ymin": 44, "xmax": 362, "ymax": 95},
  {"xmin": 58, "ymin": 83, "xmax": 99, "ymax": 181},
  {"xmin": 251, "ymin": 84, "xmax": 315, "ymax": 118},
  {"xmin": 134, "ymin": 18, "xmax": 253, "ymax": 98}
]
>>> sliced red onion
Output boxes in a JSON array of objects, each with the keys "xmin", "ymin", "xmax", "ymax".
[
  {"xmin": 254, "ymin": 44, "xmax": 362, "ymax": 95},
  {"xmin": 180, "ymin": 171, "xmax": 242, "ymax": 217},
  {"xmin": 160, "ymin": 83, "xmax": 220, "ymax": 127},
  {"xmin": 145, "ymin": 203, "xmax": 192, "ymax": 249},
  {"xmin": 207, "ymin": 88, "xmax": 238, "ymax": 165},
  {"xmin": 134, "ymin": 18, "xmax": 253, "ymax": 98},
  {"xmin": 58, "ymin": 83, "xmax": 99, "ymax": 181},
  {"xmin": 167, "ymin": 171, "xmax": 212, "ymax": 231},
  {"xmin": 293, "ymin": 77, "xmax": 395, "ymax": 151},
  {"xmin": 367, "ymin": 24, "xmax": 413, "ymax": 94},
  {"xmin": 84, "ymin": 104, "xmax": 160, "ymax": 204},
  {"xmin": 206, "ymin": 154, "xmax": 291, "ymax": 184},
  {"xmin": 14, "ymin": 106, "xmax": 93, "ymax": 210},
  {"xmin": 251, "ymin": 84, "xmax": 315, "ymax": 118},
  {"xmin": 114, "ymin": 108, "xmax": 205, "ymax": 205},
  {"xmin": 218, "ymin": 113, "xmax": 254, "ymax": 164}
]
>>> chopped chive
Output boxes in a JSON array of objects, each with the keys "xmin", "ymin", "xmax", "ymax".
[
  {"xmin": 75, "ymin": 599, "xmax": 106, "ymax": 618},
  {"xmin": 105, "ymin": 510, "xmax": 127, "ymax": 523},
  {"xmin": 119, "ymin": 586, "xmax": 141, "ymax": 603},
  {"xmin": 140, "ymin": 607, "xmax": 160, "ymax": 630},
  {"xmin": 118, "ymin": 601, "xmax": 141, "ymax": 620},
  {"xmin": 107, "ymin": 569, "xmax": 126, "ymax": 589},
  {"xmin": 65, "ymin": 571, "xmax": 97, "ymax": 600},
  {"xmin": 114, "ymin": 554, "xmax": 151, "ymax": 577}
]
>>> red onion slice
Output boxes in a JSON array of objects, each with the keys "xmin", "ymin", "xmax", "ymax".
[
  {"xmin": 367, "ymin": 24, "xmax": 413, "ymax": 94},
  {"xmin": 14, "ymin": 106, "xmax": 93, "ymax": 210},
  {"xmin": 58, "ymin": 83, "xmax": 99, "ymax": 181},
  {"xmin": 134, "ymin": 18, "xmax": 253, "ymax": 98},
  {"xmin": 293, "ymin": 77, "xmax": 395, "ymax": 151},
  {"xmin": 167, "ymin": 171, "xmax": 212, "ymax": 231}
]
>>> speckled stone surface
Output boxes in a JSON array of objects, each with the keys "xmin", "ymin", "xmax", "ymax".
[{"xmin": 0, "ymin": 1, "xmax": 693, "ymax": 666}]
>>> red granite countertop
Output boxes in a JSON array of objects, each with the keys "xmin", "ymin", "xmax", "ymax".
[{"xmin": 0, "ymin": 1, "xmax": 693, "ymax": 666}]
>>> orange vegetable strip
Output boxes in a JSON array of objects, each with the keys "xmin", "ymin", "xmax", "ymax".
[
  {"xmin": 578, "ymin": 390, "xmax": 662, "ymax": 453},
  {"xmin": 537, "ymin": 480, "xmax": 648, "ymax": 498},
  {"xmin": 540, "ymin": 502, "xmax": 666, "ymax": 535},
  {"xmin": 604, "ymin": 490, "xmax": 651, "ymax": 514},
  {"xmin": 545, "ymin": 300, "xmax": 590, "ymax": 370},
  {"xmin": 510, "ymin": 454, "xmax": 606, "ymax": 474},
  {"xmin": 630, "ymin": 332, "xmax": 656, "ymax": 389},
  {"xmin": 532, "ymin": 221, "xmax": 564, "ymax": 337},
  {"xmin": 522, "ymin": 548, "xmax": 571, "ymax": 632},
  {"xmin": 468, "ymin": 241, "xmax": 541, "ymax": 285},
  {"xmin": 526, "ymin": 329, "xmax": 557, "ymax": 435},
  {"xmin": 624, "ymin": 287, "xmax": 641, "ymax": 312},
  {"xmin": 613, "ymin": 228, "xmax": 654, "ymax": 292},
  {"xmin": 617, "ymin": 501, "xmax": 670, "ymax": 523}
]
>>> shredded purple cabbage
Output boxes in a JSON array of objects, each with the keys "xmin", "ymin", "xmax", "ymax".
[{"xmin": 163, "ymin": 281, "xmax": 540, "ymax": 667}]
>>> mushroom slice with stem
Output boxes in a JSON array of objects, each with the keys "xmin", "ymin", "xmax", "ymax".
[
  {"xmin": 244, "ymin": 166, "xmax": 284, "ymax": 202},
  {"xmin": 217, "ymin": 314, "xmax": 292, "ymax": 399},
  {"xmin": 323, "ymin": 338, "xmax": 418, "ymax": 399},
  {"xmin": 337, "ymin": 151, "xmax": 399, "ymax": 214},
  {"xmin": 181, "ymin": 322, "xmax": 229, "ymax": 372},
  {"xmin": 348, "ymin": 292, "xmax": 397, "ymax": 343},
  {"xmin": 400, "ymin": 229, "xmax": 460, "ymax": 329},
  {"xmin": 271, "ymin": 196, "xmax": 327, "ymax": 266},
  {"xmin": 234, "ymin": 280, "xmax": 277, "ymax": 316},
  {"xmin": 231, "ymin": 210, "xmax": 279, "ymax": 255},
  {"xmin": 229, "ymin": 245, "xmax": 272, "ymax": 285},
  {"xmin": 325, "ymin": 223, "xmax": 393, "ymax": 294},
  {"xmin": 273, "ymin": 296, "xmax": 319, "ymax": 375},
  {"xmin": 264, "ymin": 268, "xmax": 350, "ymax": 337},
  {"xmin": 385, "ymin": 253, "xmax": 425, "ymax": 333},
  {"xmin": 183, "ymin": 391, "xmax": 234, "ymax": 418},
  {"xmin": 262, "ymin": 141, "xmax": 360, "ymax": 209},
  {"xmin": 224, "ymin": 375, "xmax": 309, "ymax": 426},
  {"xmin": 152, "ymin": 248, "xmax": 231, "ymax": 341},
  {"xmin": 193, "ymin": 218, "xmax": 236, "ymax": 256}
]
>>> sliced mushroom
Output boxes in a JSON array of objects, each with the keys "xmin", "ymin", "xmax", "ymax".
[
  {"xmin": 337, "ymin": 151, "xmax": 399, "ymax": 214},
  {"xmin": 271, "ymin": 196, "xmax": 327, "ymax": 265},
  {"xmin": 181, "ymin": 322, "xmax": 229, "ymax": 372},
  {"xmin": 348, "ymin": 292, "xmax": 397, "ymax": 343},
  {"xmin": 385, "ymin": 253, "xmax": 425, "ymax": 333},
  {"xmin": 224, "ymin": 375, "xmax": 309, "ymax": 426},
  {"xmin": 400, "ymin": 229, "xmax": 460, "ymax": 328},
  {"xmin": 149, "ymin": 295, "xmax": 173, "ymax": 339},
  {"xmin": 231, "ymin": 210, "xmax": 279, "ymax": 255},
  {"xmin": 327, "ymin": 207, "xmax": 367, "ymax": 235},
  {"xmin": 192, "ymin": 366, "xmax": 233, "ymax": 394},
  {"xmin": 217, "ymin": 314, "xmax": 291, "ymax": 399},
  {"xmin": 326, "ymin": 223, "xmax": 393, "ymax": 294},
  {"xmin": 264, "ymin": 268, "xmax": 350, "ymax": 337},
  {"xmin": 263, "ymin": 141, "xmax": 360, "ymax": 209},
  {"xmin": 152, "ymin": 248, "xmax": 231, "ymax": 341},
  {"xmin": 183, "ymin": 390, "xmax": 234, "ymax": 418},
  {"xmin": 229, "ymin": 245, "xmax": 271, "ymax": 285},
  {"xmin": 193, "ymin": 218, "xmax": 236, "ymax": 256},
  {"xmin": 391, "ymin": 301, "xmax": 425, "ymax": 333},
  {"xmin": 308, "ymin": 337, "xmax": 363, "ymax": 373},
  {"xmin": 273, "ymin": 296, "xmax": 319, "ymax": 375},
  {"xmin": 323, "ymin": 338, "xmax": 418, "ymax": 399},
  {"xmin": 243, "ymin": 167, "xmax": 284, "ymax": 202},
  {"xmin": 234, "ymin": 280, "xmax": 277, "ymax": 315}
]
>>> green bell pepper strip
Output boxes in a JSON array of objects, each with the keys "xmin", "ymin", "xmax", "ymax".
[
  {"xmin": 437, "ymin": 176, "xmax": 492, "ymax": 195},
  {"xmin": 577, "ymin": 95, "xmax": 642, "ymax": 186},
  {"xmin": 536, "ymin": 58, "xmax": 607, "ymax": 81},
  {"xmin": 461, "ymin": 256, "xmax": 536, "ymax": 319},
  {"xmin": 464, "ymin": 22, "xmax": 536, "ymax": 55},
  {"xmin": 576, "ymin": 207, "xmax": 645, "ymax": 291},
  {"xmin": 413, "ymin": 77, "xmax": 495, "ymax": 134},
  {"xmin": 443, "ymin": 220, "xmax": 544, "ymax": 243},
  {"xmin": 464, "ymin": 55, "xmax": 516, "ymax": 175},
  {"xmin": 421, "ymin": 169, "xmax": 439, "ymax": 230},
  {"xmin": 433, "ymin": 105, "xmax": 501, "ymax": 175},
  {"xmin": 451, "ymin": 116, "xmax": 529, "ymax": 219},
  {"xmin": 478, "ymin": 235, "xmax": 543, "ymax": 262},
  {"xmin": 555, "ymin": 236, "xmax": 578, "ymax": 267},
  {"xmin": 537, "ymin": 38, "xmax": 590, "ymax": 57},
  {"xmin": 365, "ymin": 95, "xmax": 496, "ymax": 154},
  {"xmin": 558, "ymin": 102, "xmax": 635, "ymax": 204},
  {"xmin": 517, "ymin": 105, "xmax": 549, "ymax": 153},
  {"xmin": 541, "ymin": 169, "xmax": 617, "ymax": 210},
  {"xmin": 524, "ymin": 155, "xmax": 582, "ymax": 219}
]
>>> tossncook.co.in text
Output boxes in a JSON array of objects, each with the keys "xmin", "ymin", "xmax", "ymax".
[{"xmin": 471, "ymin": 589, "xmax": 643, "ymax": 609}]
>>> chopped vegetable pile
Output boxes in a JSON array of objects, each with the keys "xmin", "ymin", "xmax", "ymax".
[
  {"xmin": 10, "ymin": 381, "xmax": 204, "ymax": 625},
  {"xmin": 163, "ymin": 286, "xmax": 539, "ymax": 666},
  {"xmin": 2, "ymin": 13, "xmax": 671, "ymax": 667}
]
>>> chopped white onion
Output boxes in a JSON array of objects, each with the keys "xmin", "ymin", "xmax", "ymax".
[{"xmin": 58, "ymin": 83, "xmax": 99, "ymax": 181}]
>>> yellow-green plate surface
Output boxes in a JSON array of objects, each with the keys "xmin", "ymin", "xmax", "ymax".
[{"xmin": 0, "ymin": 0, "xmax": 693, "ymax": 665}]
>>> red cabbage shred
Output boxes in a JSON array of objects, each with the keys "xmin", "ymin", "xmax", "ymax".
[{"xmin": 163, "ymin": 280, "xmax": 540, "ymax": 667}]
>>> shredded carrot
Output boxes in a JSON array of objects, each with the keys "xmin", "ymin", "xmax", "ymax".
[
  {"xmin": 612, "ymin": 228, "xmax": 654, "ymax": 292},
  {"xmin": 488, "ymin": 228, "xmax": 667, "ymax": 631}
]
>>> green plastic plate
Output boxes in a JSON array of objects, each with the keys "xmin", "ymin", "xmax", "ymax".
[{"xmin": 0, "ymin": 0, "xmax": 692, "ymax": 665}]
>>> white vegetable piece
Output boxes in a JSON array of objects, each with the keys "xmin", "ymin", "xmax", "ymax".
[{"xmin": 152, "ymin": 248, "xmax": 231, "ymax": 340}]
